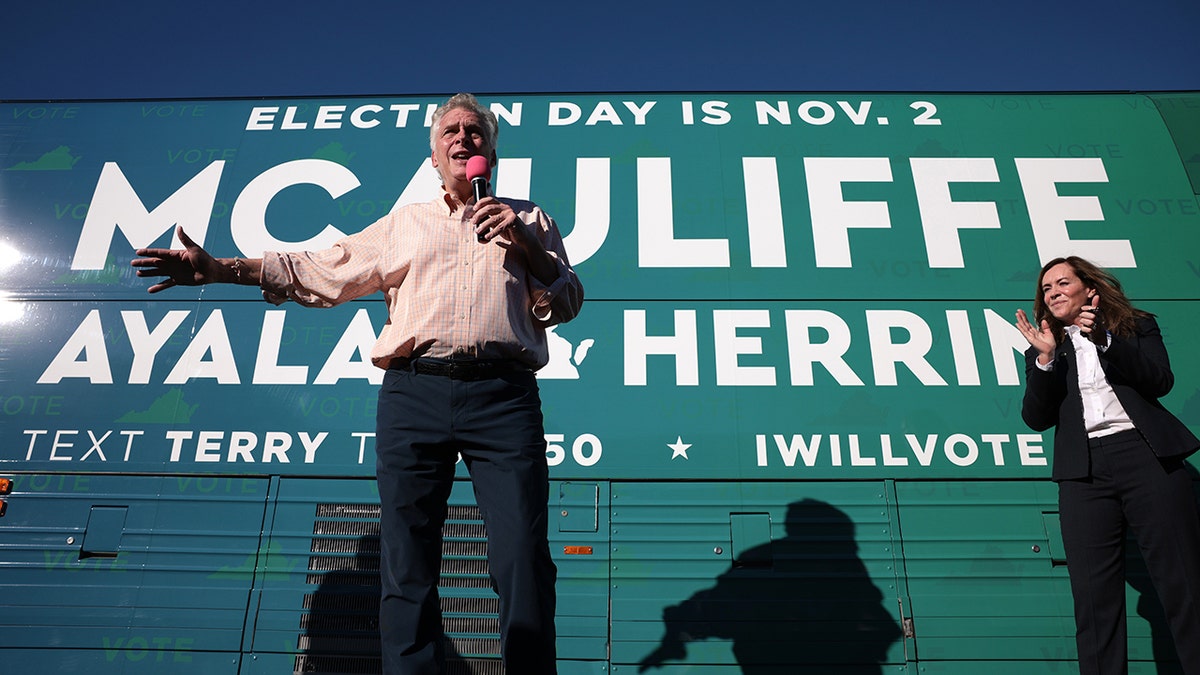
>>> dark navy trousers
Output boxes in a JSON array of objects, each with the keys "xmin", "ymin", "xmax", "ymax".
[
  {"xmin": 375, "ymin": 365, "xmax": 558, "ymax": 675},
  {"xmin": 1059, "ymin": 429, "xmax": 1200, "ymax": 675}
]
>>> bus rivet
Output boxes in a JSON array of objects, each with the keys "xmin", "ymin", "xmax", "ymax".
[{"xmin": 714, "ymin": 546, "xmax": 723, "ymax": 555}]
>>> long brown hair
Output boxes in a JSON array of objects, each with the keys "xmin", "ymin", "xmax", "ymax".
[{"xmin": 1032, "ymin": 256, "xmax": 1151, "ymax": 343}]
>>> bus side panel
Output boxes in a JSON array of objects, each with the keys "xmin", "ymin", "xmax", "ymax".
[
  {"xmin": 0, "ymin": 474, "xmax": 269, "ymax": 662},
  {"xmin": 609, "ymin": 481, "xmax": 906, "ymax": 670},
  {"xmin": 894, "ymin": 480, "xmax": 1073, "ymax": 663},
  {"xmin": 1, "ymin": 649, "xmax": 242, "ymax": 674},
  {"xmin": 895, "ymin": 480, "xmax": 1197, "ymax": 670}
]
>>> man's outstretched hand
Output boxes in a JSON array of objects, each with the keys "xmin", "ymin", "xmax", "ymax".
[{"xmin": 130, "ymin": 226, "xmax": 223, "ymax": 293}]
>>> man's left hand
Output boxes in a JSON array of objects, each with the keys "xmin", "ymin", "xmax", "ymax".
[
  {"xmin": 471, "ymin": 196, "xmax": 559, "ymax": 286},
  {"xmin": 472, "ymin": 197, "xmax": 532, "ymax": 248}
]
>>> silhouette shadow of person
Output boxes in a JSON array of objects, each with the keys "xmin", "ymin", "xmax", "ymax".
[
  {"xmin": 300, "ymin": 533, "xmax": 478, "ymax": 674},
  {"xmin": 639, "ymin": 498, "xmax": 902, "ymax": 674},
  {"xmin": 1125, "ymin": 461, "xmax": 1200, "ymax": 675},
  {"xmin": 299, "ymin": 533, "xmax": 384, "ymax": 672}
]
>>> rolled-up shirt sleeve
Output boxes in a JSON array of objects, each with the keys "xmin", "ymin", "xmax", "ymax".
[
  {"xmin": 525, "ymin": 210, "xmax": 584, "ymax": 327},
  {"xmin": 259, "ymin": 226, "xmax": 389, "ymax": 307}
]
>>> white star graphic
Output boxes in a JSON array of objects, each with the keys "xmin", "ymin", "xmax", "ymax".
[{"xmin": 668, "ymin": 436, "xmax": 692, "ymax": 460}]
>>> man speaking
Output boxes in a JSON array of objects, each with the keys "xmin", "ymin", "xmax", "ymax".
[{"xmin": 132, "ymin": 93, "xmax": 584, "ymax": 674}]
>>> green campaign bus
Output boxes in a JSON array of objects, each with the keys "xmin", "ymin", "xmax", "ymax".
[{"xmin": 1, "ymin": 91, "xmax": 1199, "ymax": 673}]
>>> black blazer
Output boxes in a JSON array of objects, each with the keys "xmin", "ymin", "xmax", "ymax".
[{"xmin": 1022, "ymin": 315, "xmax": 1200, "ymax": 481}]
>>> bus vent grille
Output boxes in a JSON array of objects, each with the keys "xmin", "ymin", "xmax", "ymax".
[
  {"xmin": 292, "ymin": 654, "xmax": 380, "ymax": 674},
  {"xmin": 441, "ymin": 596, "xmax": 500, "ymax": 614},
  {"xmin": 442, "ymin": 540, "xmax": 487, "ymax": 556},
  {"xmin": 442, "ymin": 616, "xmax": 503, "ymax": 634},
  {"xmin": 311, "ymin": 537, "xmax": 381, "ymax": 555},
  {"xmin": 300, "ymin": 500, "xmax": 502, "ymax": 661},
  {"xmin": 308, "ymin": 554, "xmax": 380, "ymax": 573},
  {"xmin": 305, "ymin": 571, "xmax": 377, "ymax": 586},
  {"xmin": 299, "ymin": 590, "xmax": 498, "ymax": 619},
  {"xmin": 316, "ymin": 503, "xmax": 381, "ymax": 518},
  {"xmin": 313, "ymin": 520, "xmax": 381, "ymax": 537},
  {"xmin": 300, "ymin": 611, "xmax": 378, "ymax": 632},
  {"xmin": 295, "ymin": 636, "xmax": 379, "ymax": 654},
  {"xmin": 444, "ymin": 522, "xmax": 488, "ymax": 538},
  {"xmin": 440, "ymin": 557, "xmax": 489, "ymax": 575},
  {"xmin": 436, "ymin": 574, "xmax": 493, "ymax": 589},
  {"xmin": 303, "ymin": 592, "xmax": 378, "ymax": 613},
  {"xmin": 451, "ymin": 638, "xmax": 505, "ymax": 659}
]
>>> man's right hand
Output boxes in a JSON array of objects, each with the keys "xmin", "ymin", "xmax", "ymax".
[{"xmin": 131, "ymin": 226, "xmax": 223, "ymax": 293}]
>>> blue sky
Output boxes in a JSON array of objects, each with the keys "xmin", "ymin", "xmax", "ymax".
[{"xmin": 3, "ymin": 0, "xmax": 1199, "ymax": 100}]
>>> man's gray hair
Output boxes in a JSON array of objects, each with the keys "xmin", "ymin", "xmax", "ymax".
[{"xmin": 429, "ymin": 93, "xmax": 499, "ymax": 151}]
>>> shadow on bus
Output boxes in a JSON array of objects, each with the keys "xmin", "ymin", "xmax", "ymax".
[
  {"xmin": 296, "ymin": 534, "xmax": 385, "ymax": 673},
  {"xmin": 639, "ymin": 498, "xmax": 902, "ymax": 674},
  {"xmin": 1124, "ymin": 462, "xmax": 1200, "ymax": 675}
]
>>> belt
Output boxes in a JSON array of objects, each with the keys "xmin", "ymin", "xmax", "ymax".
[{"xmin": 388, "ymin": 357, "xmax": 530, "ymax": 381}]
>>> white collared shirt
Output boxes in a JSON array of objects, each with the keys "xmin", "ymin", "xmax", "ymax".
[{"xmin": 1037, "ymin": 326, "xmax": 1135, "ymax": 438}]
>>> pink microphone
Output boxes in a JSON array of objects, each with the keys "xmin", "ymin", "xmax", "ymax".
[
  {"xmin": 466, "ymin": 155, "xmax": 490, "ymax": 203},
  {"xmin": 466, "ymin": 155, "xmax": 491, "ymax": 242}
]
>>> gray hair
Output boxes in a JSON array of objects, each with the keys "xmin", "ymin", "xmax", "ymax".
[{"xmin": 429, "ymin": 93, "xmax": 499, "ymax": 151}]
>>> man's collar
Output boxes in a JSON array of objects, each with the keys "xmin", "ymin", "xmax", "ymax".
[{"xmin": 440, "ymin": 189, "xmax": 466, "ymax": 214}]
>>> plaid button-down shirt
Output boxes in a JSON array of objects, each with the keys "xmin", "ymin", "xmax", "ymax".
[{"xmin": 259, "ymin": 192, "xmax": 583, "ymax": 370}]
